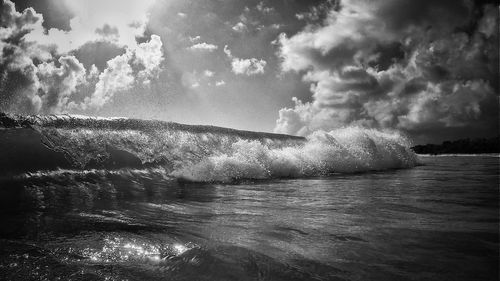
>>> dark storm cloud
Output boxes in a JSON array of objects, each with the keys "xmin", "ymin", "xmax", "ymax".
[{"xmin": 274, "ymin": 0, "xmax": 499, "ymax": 142}]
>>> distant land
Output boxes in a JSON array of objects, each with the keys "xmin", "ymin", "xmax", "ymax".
[{"xmin": 412, "ymin": 136, "xmax": 500, "ymax": 155}]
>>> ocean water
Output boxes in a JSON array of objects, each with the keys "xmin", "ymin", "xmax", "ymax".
[{"xmin": 0, "ymin": 114, "xmax": 498, "ymax": 280}]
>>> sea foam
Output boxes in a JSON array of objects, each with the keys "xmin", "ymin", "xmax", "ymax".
[
  {"xmin": 171, "ymin": 128, "xmax": 418, "ymax": 182},
  {"xmin": 0, "ymin": 113, "xmax": 418, "ymax": 181}
]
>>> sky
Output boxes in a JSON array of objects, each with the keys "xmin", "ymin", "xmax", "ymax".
[{"xmin": 0, "ymin": 0, "xmax": 498, "ymax": 144}]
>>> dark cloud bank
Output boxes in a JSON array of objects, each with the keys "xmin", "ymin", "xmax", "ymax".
[
  {"xmin": 274, "ymin": 0, "xmax": 499, "ymax": 143},
  {"xmin": 0, "ymin": 0, "xmax": 498, "ymax": 143}
]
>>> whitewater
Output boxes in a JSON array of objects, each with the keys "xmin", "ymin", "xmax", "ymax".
[{"xmin": 0, "ymin": 113, "xmax": 418, "ymax": 182}]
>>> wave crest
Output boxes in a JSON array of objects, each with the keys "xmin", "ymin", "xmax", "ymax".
[
  {"xmin": 1, "ymin": 113, "xmax": 417, "ymax": 181},
  {"xmin": 171, "ymin": 128, "xmax": 418, "ymax": 182}
]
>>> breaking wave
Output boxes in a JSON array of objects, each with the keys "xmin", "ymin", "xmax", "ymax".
[{"xmin": 0, "ymin": 113, "xmax": 418, "ymax": 182}]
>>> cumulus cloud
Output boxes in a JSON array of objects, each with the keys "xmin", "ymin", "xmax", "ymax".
[
  {"xmin": 231, "ymin": 58, "xmax": 267, "ymax": 75},
  {"xmin": 84, "ymin": 35, "xmax": 164, "ymax": 109},
  {"xmin": 295, "ymin": 0, "xmax": 337, "ymax": 22},
  {"xmin": 232, "ymin": 3, "xmax": 276, "ymax": 33},
  {"xmin": 188, "ymin": 42, "xmax": 218, "ymax": 52},
  {"xmin": 274, "ymin": 0, "xmax": 499, "ymax": 140},
  {"xmin": 134, "ymin": 35, "xmax": 164, "ymax": 81},
  {"xmin": 0, "ymin": 0, "xmax": 164, "ymax": 114},
  {"xmin": 232, "ymin": 22, "xmax": 248, "ymax": 32},
  {"xmin": 224, "ymin": 45, "xmax": 267, "ymax": 76},
  {"xmin": 24, "ymin": 0, "xmax": 156, "ymax": 53},
  {"xmin": 256, "ymin": 1, "xmax": 275, "ymax": 14},
  {"xmin": 189, "ymin": 35, "xmax": 201, "ymax": 43},
  {"xmin": 215, "ymin": 80, "xmax": 226, "ymax": 86},
  {"xmin": 203, "ymin": 70, "xmax": 215, "ymax": 77},
  {"xmin": 270, "ymin": 24, "xmax": 282, "ymax": 30},
  {"xmin": 0, "ymin": 0, "xmax": 60, "ymax": 113},
  {"xmin": 37, "ymin": 56, "xmax": 87, "ymax": 112},
  {"xmin": 84, "ymin": 52, "xmax": 134, "ymax": 109}
]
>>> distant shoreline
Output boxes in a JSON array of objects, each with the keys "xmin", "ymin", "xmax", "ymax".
[
  {"xmin": 411, "ymin": 137, "xmax": 499, "ymax": 155},
  {"xmin": 417, "ymin": 153, "xmax": 499, "ymax": 157}
]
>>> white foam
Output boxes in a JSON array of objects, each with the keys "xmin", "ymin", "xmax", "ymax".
[
  {"xmin": 8, "ymin": 113, "xmax": 418, "ymax": 181},
  {"xmin": 171, "ymin": 127, "xmax": 418, "ymax": 182}
]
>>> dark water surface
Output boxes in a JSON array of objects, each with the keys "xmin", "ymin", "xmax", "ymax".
[{"xmin": 0, "ymin": 156, "xmax": 498, "ymax": 280}]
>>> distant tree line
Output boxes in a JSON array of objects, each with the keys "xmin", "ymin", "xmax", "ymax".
[{"xmin": 412, "ymin": 136, "xmax": 500, "ymax": 154}]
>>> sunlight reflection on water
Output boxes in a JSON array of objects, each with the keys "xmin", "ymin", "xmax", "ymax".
[{"xmin": 81, "ymin": 235, "xmax": 195, "ymax": 265}]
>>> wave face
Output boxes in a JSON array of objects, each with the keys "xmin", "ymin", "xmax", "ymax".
[{"xmin": 0, "ymin": 113, "xmax": 418, "ymax": 182}]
